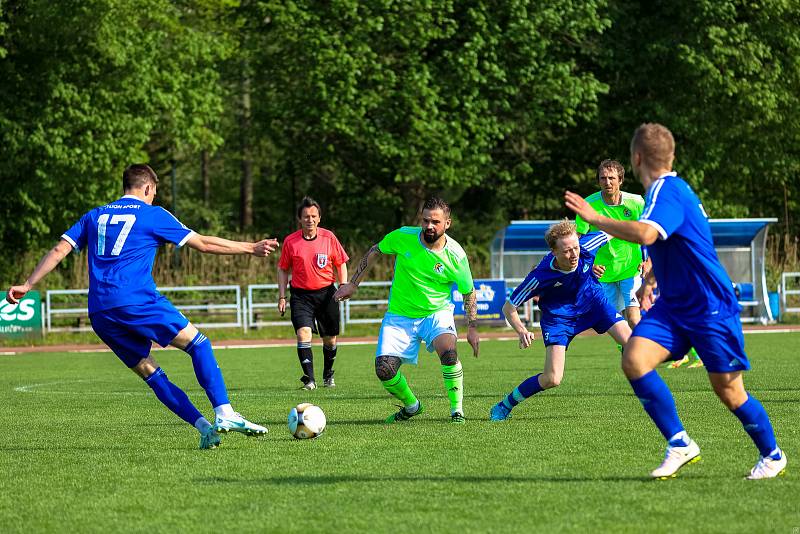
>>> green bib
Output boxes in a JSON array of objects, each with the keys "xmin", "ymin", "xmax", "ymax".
[
  {"xmin": 378, "ymin": 227, "xmax": 474, "ymax": 318},
  {"xmin": 575, "ymin": 191, "xmax": 644, "ymax": 282}
]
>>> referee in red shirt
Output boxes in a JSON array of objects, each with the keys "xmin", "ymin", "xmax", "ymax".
[{"xmin": 278, "ymin": 197, "xmax": 349, "ymax": 390}]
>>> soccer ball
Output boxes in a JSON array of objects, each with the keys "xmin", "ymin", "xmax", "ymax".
[{"xmin": 288, "ymin": 403, "xmax": 326, "ymax": 439}]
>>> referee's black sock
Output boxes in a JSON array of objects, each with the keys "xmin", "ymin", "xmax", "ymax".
[
  {"xmin": 323, "ymin": 344, "xmax": 337, "ymax": 380},
  {"xmin": 297, "ymin": 342, "xmax": 315, "ymax": 382}
]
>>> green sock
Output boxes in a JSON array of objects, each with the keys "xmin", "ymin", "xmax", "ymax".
[
  {"xmin": 381, "ymin": 372, "xmax": 418, "ymax": 408},
  {"xmin": 689, "ymin": 347, "xmax": 700, "ymax": 360},
  {"xmin": 441, "ymin": 362, "xmax": 464, "ymax": 415}
]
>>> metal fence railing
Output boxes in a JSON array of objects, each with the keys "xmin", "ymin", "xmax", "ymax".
[
  {"xmin": 44, "ymin": 280, "xmax": 543, "ymax": 334},
  {"xmin": 45, "ymin": 271, "xmax": 794, "ymax": 335},
  {"xmin": 46, "ymin": 285, "xmax": 243, "ymax": 333},
  {"xmin": 780, "ymin": 272, "xmax": 800, "ymax": 315}
]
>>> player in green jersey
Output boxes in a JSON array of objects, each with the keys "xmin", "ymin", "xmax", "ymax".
[
  {"xmin": 575, "ymin": 159, "xmax": 648, "ymax": 329},
  {"xmin": 334, "ymin": 197, "xmax": 480, "ymax": 424}
]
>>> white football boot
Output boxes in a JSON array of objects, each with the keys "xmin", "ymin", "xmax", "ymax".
[
  {"xmin": 199, "ymin": 427, "xmax": 222, "ymax": 450},
  {"xmin": 650, "ymin": 439, "xmax": 701, "ymax": 479},
  {"xmin": 746, "ymin": 451, "xmax": 787, "ymax": 480},
  {"xmin": 214, "ymin": 412, "xmax": 268, "ymax": 436}
]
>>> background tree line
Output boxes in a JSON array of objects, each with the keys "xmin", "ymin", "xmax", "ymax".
[{"xmin": 1, "ymin": 0, "xmax": 798, "ymax": 287}]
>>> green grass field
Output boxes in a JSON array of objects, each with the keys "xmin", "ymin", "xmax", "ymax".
[{"xmin": 1, "ymin": 334, "xmax": 798, "ymax": 532}]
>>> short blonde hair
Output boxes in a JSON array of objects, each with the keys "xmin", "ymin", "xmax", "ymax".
[
  {"xmin": 545, "ymin": 219, "xmax": 577, "ymax": 249},
  {"xmin": 631, "ymin": 123, "xmax": 675, "ymax": 169}
]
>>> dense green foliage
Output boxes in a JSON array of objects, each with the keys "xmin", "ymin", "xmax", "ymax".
[
  {"xmin": 1, "ymin": 0, "xmax": 799, "ymax": 284},
  {"xmin": 1, "ymin": 336, "xmax": 798, "ymax": 531}
]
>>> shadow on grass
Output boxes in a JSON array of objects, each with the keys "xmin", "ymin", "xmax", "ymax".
[{"xmin": 194, "ymin": 474, "xmax": 661, "ymax": 485}]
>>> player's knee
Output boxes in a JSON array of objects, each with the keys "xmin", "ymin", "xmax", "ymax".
[
  {"xmin": 296, "ymin": 327, "xmax": 312, "ymax": 342},
  {"xmin": 439, "ymin": 349, "xmax": 459, "ymax": 366},
  {"xmin": 375, "ymin": 356, "xmax": 401, "ymax": 381},
  {"xmin": 620, "ymin": 353, "xmax": 641, "ymax": 379},
  {"xmin": 539, "ymin": 372, "xmax": 562, "ymax": 389},
  {"xmin": 714, "ymin": 385, "xmax": 748, "ymax": 410}
]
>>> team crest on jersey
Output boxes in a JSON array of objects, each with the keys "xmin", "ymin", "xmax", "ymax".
[
  {"xmin": 623, "ymin": 208, "xmax": 632, "ymax": 218},
  {"xmin": 433, "ymin": 262, "xmax": 445, "ymax": 274},
  {"xmin": 316, "ymin": 253, "xmax": 329, "ymax": 268}
]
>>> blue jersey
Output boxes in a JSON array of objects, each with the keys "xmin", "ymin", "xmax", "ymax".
[
  {"xmin": 639, "ymin": 172, "xmax": 740, "ymax": 321},
  {"xmin": 62, "ymin": 195, "xmax": 195, "ymax": 314},
  {"xmin": 509, "ymin": 232, "xmax": 611, "ymax": 318}
]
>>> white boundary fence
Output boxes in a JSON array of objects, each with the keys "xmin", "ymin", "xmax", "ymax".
[
  {"xmin": 45, "ymin": 271, "xmax": 793, "ymax": 334},
  {"xmin": 780, "ymin": 272, "xmax": 800, "ymax": 315},
  {"xmin": 46, "ymin": 285, "xmax": 243, "ymax": 333}
]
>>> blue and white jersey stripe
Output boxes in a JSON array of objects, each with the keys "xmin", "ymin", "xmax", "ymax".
[
  {"xmin": 637, "ymin": 173, "xmax": 740, "ymax": 321},
  {"xmin": 507, "ymin": 231, "xmax": 608, "ymax": 317},
  {"xmin": 62, "ymin": 196, "xmax": 195, "ymax": 314}
]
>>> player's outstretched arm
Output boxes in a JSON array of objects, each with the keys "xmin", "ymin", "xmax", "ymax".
[
  {"xmin": 564, "ymin": 191, "xmax": 659, "ymax": 245},
  {"xmin": 6, "ymin": 239, "xmax": 74, "ymax": 304},
  {"xmin": 502, "ymin": 301, "xmax": 535, "ymax": 349},
  {"xmin": 186, "ymin": 234, "xmax": 278, "ymax": 256},
  {"xmin": 334, "ymin": 243, "xmax": 380, "ymax": 302},
  {"xmin": 463, "ymin": 290, "xmax": 480, "ymax": 358}
]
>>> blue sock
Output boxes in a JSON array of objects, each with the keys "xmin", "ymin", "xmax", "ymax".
[
  {"xmin": 733, "ymin": 394, "xmax": 779, "ymax": 458},
  {"xmin": 629, "ymin": 370, "xmax": 685, "ymax": 443},
  {"xmin": 502, "ymin": 374, "xmax": 543, "ymax": 410},
  {"xmin": 144, "ymin": 368, "xmax": 204, "ymax": 426},
  {"xmin": 184, "ymin": 332, "xmax": 230, "ymax": 408}
]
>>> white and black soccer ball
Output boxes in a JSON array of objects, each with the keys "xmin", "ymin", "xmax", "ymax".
[{"xmin": 288, "ymin": 403, "xmax": 326, "ymax": 439}]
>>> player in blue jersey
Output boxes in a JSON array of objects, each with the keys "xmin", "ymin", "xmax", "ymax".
[
  {"xmin": 565, "ymin": 123, "xmax": 786, "ymax": 480},
  {"xmin": 6, "ymin": 164, "xmax": 279, "ymax": 450},
  {"xmin": 489, "ymin": 220, "xmax": 632, "ymax": 421}
]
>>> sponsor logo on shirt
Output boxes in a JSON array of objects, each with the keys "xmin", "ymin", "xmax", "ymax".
[
  {"xmin": 554, "ymin": 282, "xmax": 563, "ymax": 287},
  {"xmin": 433, "ymin": 262, "xmax": 445, "ymax": 274},
  {"xmin": 582, "ymin": 264, "xmax": 590, "ymax": 273},
  {"xmin": 316, "ymin": 253, "xmax": 328, "ymax": 268}
]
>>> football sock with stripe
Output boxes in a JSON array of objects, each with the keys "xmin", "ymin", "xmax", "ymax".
[
  {"xmin": 629, "ymin": 370, "xmax": 685, "ymax": 442},
  {"xmin": 381, "ymin": 372, "xmax": 418, "ymax": 409},
  {"xmin": 144, "ymin": 368, "xmax": 204, "ymax": 426},
  {"xmin": 184, "ymin": 332, "xmax": 230, "ymax": 408},
  {"xmin": 732, "ymin": 394, "xmax": 779, "ymax": 458},
  {"xmin": 297, "ymin": 342, "xmax": 315, "ymax": 382},
  {"xmin": 323, "ymin": 344, "xmax": 337, "ymax": 380},
  {"xmin": 441, "ymin": 362, "xmax": 464, "ymax": 415},
  {"xmin": 501, "ymin": 373, "xmax": 543, "ymax": 410}
]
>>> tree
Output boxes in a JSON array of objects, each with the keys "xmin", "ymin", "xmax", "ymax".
[
  {"xmin": 0, "ymin": 0, "xmax": 230, "ymax": 280},
  {"xmin": 245, "ymin": 0, "xmax": 609, "ymax": 237}
]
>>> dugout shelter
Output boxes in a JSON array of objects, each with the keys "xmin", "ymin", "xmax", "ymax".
[{"xmin": 491, "ymin": 218, "xmax": 778, "ymax": 324}]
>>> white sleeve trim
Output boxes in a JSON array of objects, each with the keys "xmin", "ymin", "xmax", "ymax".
[
  {"xmin": 61, "ymin": 234, "xmax": 79, "ymax": 251},
  {"xmin": 178, "ymin": 231, "xmax": 196, "ymax": 248},
  {"xmin": 640, "ymin": 219, "xmax": 667, "ymax": 240}
]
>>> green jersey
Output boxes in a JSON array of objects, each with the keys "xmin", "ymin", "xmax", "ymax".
[
  {"xmin": 575, "ymin": 191, "xmax": 645, "ymax": 282},
  {"xmin": 378, "ymin": 226, "xmax": 474, "ymax": 318}
]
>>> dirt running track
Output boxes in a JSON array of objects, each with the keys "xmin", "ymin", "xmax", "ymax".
[{"xmin": 2, "ymin": 324, "xmax": 799, "ymax": 355}]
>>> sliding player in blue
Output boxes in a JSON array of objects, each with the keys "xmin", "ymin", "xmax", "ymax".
[
  {"xmin": 6, "ymin": 164, "xmax": 278, "ymax": 450},
  {"xmin": 566, "ymin": 123, "xmax": 786, "ymax": 480},
  {"xmin": 490, "ymin": 220, "xmax": 632, "ymax": 421}
]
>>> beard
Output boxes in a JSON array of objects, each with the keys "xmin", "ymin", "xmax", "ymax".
[{"xmin": 423, "ymin": 229, "xmax": 443, "ymax": 243}]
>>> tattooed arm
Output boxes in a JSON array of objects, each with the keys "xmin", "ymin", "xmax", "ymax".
[
  {"xmin": 462, "ymin": 290, "xmax": 480, "ymax": 357},
  {"xmin": 463, "ymin": 290, "xmax": 478, "ymax": 328},
  {"xmin": 333, "ymin": 244, "xmax": 382, "ymax": 302}
]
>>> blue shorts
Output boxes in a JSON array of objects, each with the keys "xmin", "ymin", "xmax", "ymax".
[
  {"xmin": 540, "ymin": 300, "xmax": 623, "ymax": 348},
  {"xmin": 90, "ymin": 297, "xmax": 189, "ymax": 368},
  {"xmin": 632, "ymin": 303, "xmax": 750, "ymax": 373}
]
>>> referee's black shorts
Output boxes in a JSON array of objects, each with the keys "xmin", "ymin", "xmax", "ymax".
[{"xmin": 289, "ymin": 284, "xmax": 340, "ymax": 336}]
